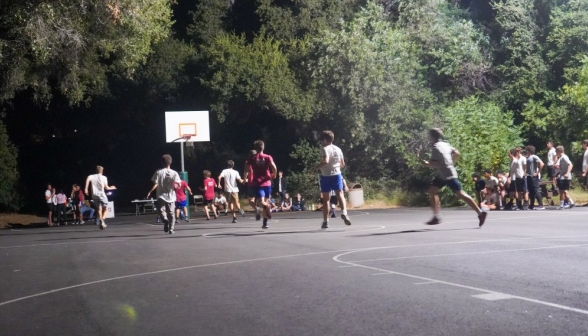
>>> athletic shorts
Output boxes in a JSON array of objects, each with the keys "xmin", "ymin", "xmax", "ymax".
[
  {"xmin": 508, "ymin": 180, "xmax": 517, "ymax": 193},
  {"xmin": 247, "ymin": 186, "xmax": 256, "ymax": 198},
  {"xmin": 330, "ymin": 195, "xmax": 338, "ymax": 205},
  {"xmin": 253, "ymin": 186, "xmax": 272, "ymax": 199},
  {"xmin": 175, "ymin": 199, "xmax": 187, "ymax": 208},
  {"xmin": 320, "ymin": 175, "xmax": 343, "ymax": 193},
  {"xmin": 547, "ymin": 166, "xmax": 555, "ymax": 178},
  {"xmin": 557, "ymin": 179, "xmax": 570, "ymax": 191},
  {"xmin": 92, "ymin": 196, "xmax": 109, "ymax": 208},
  {"xmin": 514, "ymin": 178, "xmax": 527, "ymax": 193},
  {"xmin": 431, "ymin": 178, "xmax": 462, "ymax": 192},
  {"xmin": 228, "ymin": 192, "xmax": 239, "ymax": 204},
  {"xmin": 204, "ymin": 198, "xmax": 214, "ymax": 206}
]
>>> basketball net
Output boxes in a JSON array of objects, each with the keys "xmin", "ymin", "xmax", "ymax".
[{"xmin": 182, "ymin": 134, "xmax": 194, "ymax": 148}]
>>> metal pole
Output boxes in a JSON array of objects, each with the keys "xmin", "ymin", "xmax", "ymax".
[{"xmin": 180, "ymin": 141, "xmax": 185, "ymax": 172}]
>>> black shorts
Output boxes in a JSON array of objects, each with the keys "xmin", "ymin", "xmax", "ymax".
[
  {"xmin": 557, "ymin": 179, "xmax": 570, "ymax": 191},
  {"xmin": 205, "ymin": 199, "xmax": 214, "ymax": 206},
  {"xmin": 547, "ymin": 166, "xmax": 555, "ymax": 178},
  {"xmin": 431, "ymin": 178, "xmax": 462, "ymax": 192},
  {"xmin": 47, "ymin": 203, "xmax": 54, "ymax": 211},
  {"xmin": 515, "ymin": 178, "xmax": 527, "ymax": 193},
  {"xmin": 329, "ymin": 195, "xmax": 338, "ymax": 205}
]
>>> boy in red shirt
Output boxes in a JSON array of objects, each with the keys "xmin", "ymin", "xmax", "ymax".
[
  {"xmin": 244, "ymin": 140, "xmax": 277, "ymax": 229},
  {"xmin": 175, "ymin": 179, "xmax": 193, "ymax": 224},
  {"xmin": 201, "ymin": 170, "xmax": 218, "ymax": 220}
]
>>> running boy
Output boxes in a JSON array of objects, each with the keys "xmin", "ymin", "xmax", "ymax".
[
  {"xmin": 218, "ymin": 160, "xmax": 245, "ymax": 223},
  {"xmin": 244, "ymin": 140, "xmax": 277, "ymax": 229},
  {"xmin": 421, "ymin": 128, "xmax": 487, "ymax": 227},
  {"xmin": 201, "ymin": 170, "xmax": 218, "ymax": 220},
  {"xmin": 147, "ymin": 154, "xmax": 182, "ymax": 234},
  {"xmin": 313, "ymin": 130, "xmax": 351, "ymax": 229},
  {"xmin": 174, "ymin": 178, "xmax": 193, "ymax": 223},
  {"xmin": 85, "ymin": 166, "xmax": 117, "ymax": 230}
]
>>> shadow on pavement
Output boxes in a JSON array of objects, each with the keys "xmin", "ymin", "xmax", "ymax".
[{"xmin": 354, "ymin": 227, "xmax": 478, "ymax": 237}]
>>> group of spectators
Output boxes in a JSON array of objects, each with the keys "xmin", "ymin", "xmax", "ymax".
[
  {"xmin": 471, "ymin": 140, "xmax": 588, "ymax": 211},
  {"xmin": 44, "ymin": 183, "xmax": 95, "ymax": 226}
]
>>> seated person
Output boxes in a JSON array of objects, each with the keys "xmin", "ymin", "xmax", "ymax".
[
  {"xmin": 79, "ymin": 200, "xmax": 95, "ymax": 221},
  {"xmin": 481, "ymin": 187, "xmax": 499, "ymax": 211},
  {"xmin": 214, "ymin": 192, "xmax": 227, "ymax": 215},
  {"xmin": 281, "ymin": 193, "xmax": 292, "ymax": 211},
  {"xmin": 292, "ymin": 193, "xmax": 306, "ymax": 211},
  {"xmin": 269, "ymin": 195, "xmax": 279, "ymax": 212}
]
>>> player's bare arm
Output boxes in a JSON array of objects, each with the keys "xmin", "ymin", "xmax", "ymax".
[
  {"xmin": 451, "ymin": 149, "xmax": 460, "ymax": 162},
  {"xmin": 564, "ymin": 162, "xmax": 573, "ymax": 178},
  {"xmin": 313, "ymin": 153, "xmax": 329, "ymax": 171},
  {"xmin": 84, "ymin": 176, "xmax": 91, "ymax": 195},
  {"xmin": 147, "ymin": 183, "xmax": 157, "ymax": 198},
  {"xmin": 270, "ymin": 162, "xmax": 278, "ymax": 179},
  {"xmin": 243, "ymin": 163, "xmax": 249, "ymax": 183}
]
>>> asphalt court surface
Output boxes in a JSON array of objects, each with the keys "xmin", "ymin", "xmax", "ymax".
[{"xmin": 1, "ymin": 207, "xmax": 588, "ymax": 335}]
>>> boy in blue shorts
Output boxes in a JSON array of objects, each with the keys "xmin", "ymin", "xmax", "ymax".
[
  {"xmin": 313, "ymin": 130, "xmax": 351, "ymax": 229},
  {"xmin": 421, "ymin": 128, "xmax": 487, "ymax": 227},
  {"xmin": 244, "ymin": 141, "xmax": 277, "ymax": 229}
]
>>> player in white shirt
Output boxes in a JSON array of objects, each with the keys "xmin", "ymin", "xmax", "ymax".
[
  {"xmin": 513, "ymin": 147, "xmax": 527, "ymax": 210},
  {"xmin": 85, "ymin": 166, "xmax": 117, "ymax": 230},
  {"xmin": 313, "ymin": 130, "xmax": 351, "ymax": 229},
  {"xmin": 525, "ymin": 145, "xmax": 545, "ymax": 210},
  {"xmin": 147, "ymin": 154, "xmax": 182, "ymax": 234},
  {"xmin": 45, "ymin": 183, "xmax": 53, "ymax": 226},
  {"xmin": 554, "ymin": 146, "xmax": 574, "ymax": 209},
  {"xmin": 506, "ymin": 149, "xmax": 518, "ymax": 210},
  {"xmin": 421, "ymin": 128, "xmax": 487, "ymax": 227},
  {"xmin": 546, "ymin": 141, "xmax": 557, "ymax": 191},
  {"xmin": 582, "ymin": 140, "xmax": 588, "ymax": 205},
  {"xmin": 218, "ymin": 160, "xmax": 245, "ymax": 223}
]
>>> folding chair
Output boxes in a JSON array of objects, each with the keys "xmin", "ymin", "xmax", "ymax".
[{"xmin": 193, "ymin": 195, "xmax": 204, "ymax": 213}]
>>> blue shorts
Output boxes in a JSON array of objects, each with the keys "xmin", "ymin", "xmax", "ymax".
[
  {"xmin": 431, "ymin": 178, "xmax": 462, "ymax": 192},
  {"xmin": 253, "ymin": 186, "xmax": 272, "ymax": 199},
  {"xmin": 175, "ymin": 200, "xmax": 187, "ymax": 208},
  {"xmin": 320, "ymin": 175, "xmax": 343, "ymax": 193}
]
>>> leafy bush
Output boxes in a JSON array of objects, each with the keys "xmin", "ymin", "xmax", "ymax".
[
  {"xmin": 0, "ymin": 120, "xmax": 20, "ymax": 211},
  {"xmin": 443, "ymin": 96, "xmax": 523, "ymax": 196}
]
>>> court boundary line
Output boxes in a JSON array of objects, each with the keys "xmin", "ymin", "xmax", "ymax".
[{"xmin": 333, "ymin": 249, "xmax": 588, "ymax": 316}]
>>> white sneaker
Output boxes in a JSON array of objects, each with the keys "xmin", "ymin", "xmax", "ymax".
[
  {"xmin": 99, "ymin": 219, "xmax": 107, "ymax": 230},
  {"xmin": 341, "ymin": 214, "xmax": 351, "ymax": 226}
]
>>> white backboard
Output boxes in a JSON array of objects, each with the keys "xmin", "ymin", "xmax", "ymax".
[{"xmin": 165, "ymin": 111, "xmax": 210, "ymax": 142}]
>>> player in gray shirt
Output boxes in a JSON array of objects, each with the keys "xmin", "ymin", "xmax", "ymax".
[
  {"xmin": 525, "ymin": 145, "xmax": 544, "ymax": 210},
  {"xmin": 421, "ymin": 128, "xmax": 487, "ymax": 227}
]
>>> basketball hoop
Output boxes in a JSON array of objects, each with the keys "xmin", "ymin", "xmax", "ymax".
[{"xmin": 182, "ymin": 134, "xmax": 195, "ymax": 147}]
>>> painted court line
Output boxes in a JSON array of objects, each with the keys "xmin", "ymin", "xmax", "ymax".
[
  {"xmin": 333, "ymin": 251, "xmax": 588, "ymax": 316},
  {"xmin": 415, "ymin": 281, "xmax": 438, "ymax": 285},
  {"xmin": 473, "ymin": 293, "xmax": 514, "ymax": 301},
  {"xmin": 345, "ymin": 242, "xmax": 588, "ymax": 263}
]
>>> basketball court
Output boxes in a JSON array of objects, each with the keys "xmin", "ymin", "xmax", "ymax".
[{"xmin": 1, "ymin": 207, "xmax": 588, "ymax": 335}]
